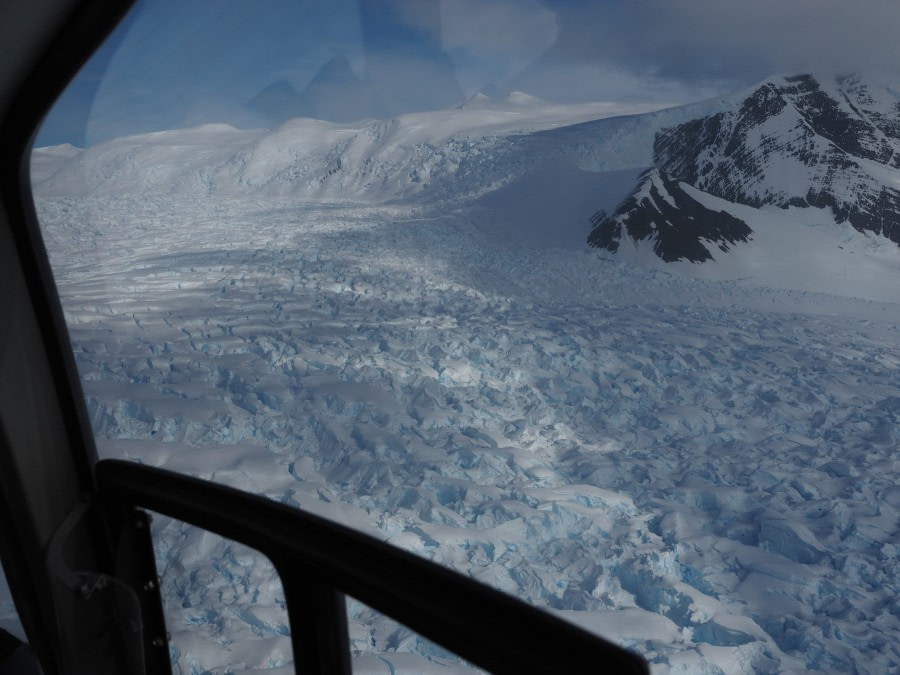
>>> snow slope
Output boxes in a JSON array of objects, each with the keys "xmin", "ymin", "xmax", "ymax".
[
  {"xmin": 589, "ymin": 173, "xmax": 900, "ymax": 304},
  {"xmin": 31, "ymin": 95, "xmax": 663, "ymax": 203}
]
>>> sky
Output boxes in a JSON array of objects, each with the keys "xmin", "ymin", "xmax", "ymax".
[{"xmin": 36, "ymin": 0, "xmax": 900, "ymax": 147}]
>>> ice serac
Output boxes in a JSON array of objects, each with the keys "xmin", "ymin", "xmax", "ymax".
[
  {"xmin": 593, "ymin": 73, "xmax": 900, "ymax": 260},
  {"xmin": 587, "ymin": 168, "xmax": 752, "ymax": 263}
]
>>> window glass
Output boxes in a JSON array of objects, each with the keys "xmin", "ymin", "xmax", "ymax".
[
  {"xmin": 32, "ymin": 1, "xmax": 900, "ymax": 673},
  {"xmin": 348, "ymin": 599, "xmax": 485, "ymax": 674},
  {"xmin": 150, "ymin": 517, "xmax": 293, "ymax": 673},
  {"xmin": 0, "ymin": 564, "xmax": 25, "ymax": 643}
]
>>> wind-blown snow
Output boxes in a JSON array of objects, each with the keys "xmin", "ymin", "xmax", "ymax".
[{"xmin": 26, "ymin": 91, "xmax": 900, "ymax": 674}]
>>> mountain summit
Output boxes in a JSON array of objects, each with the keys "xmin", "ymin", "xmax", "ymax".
[{"xmin": 589, "ymin": 74, "xmax": 900, "ymax": 262}]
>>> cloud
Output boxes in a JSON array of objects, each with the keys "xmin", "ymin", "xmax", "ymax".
[
  {"xmin": 508, "ymin": 62, "xmax": 721, "ymax": 108},
  {"xmin": 535, "ymin": 0, "xmax": 900, "ymax": 90},
  {"xmin": 439, "ymin": 0, "xmax": 558, "ymax": 95},
  {"xmin": 441, "ymin": 0, "xmax": 557, "ymax": 55},
  {"xmin": 38, "ymin": 0, "xmax": 900, "ymax": 147}
]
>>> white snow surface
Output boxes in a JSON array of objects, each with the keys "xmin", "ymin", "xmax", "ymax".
[
  {"xmin": 30, "ymin": 90, "xmax": 729, "ymax": 205},
  {"xmin": 604, "ymin": 173, "xmax": 900, "ymax": 305},
  {"xmin": 31, "ymin": 97, "xmax": 663, "ymax": 202},
  {"xmin": 22, "ymin": 95, "xmax": 900, "ymax": 674}
]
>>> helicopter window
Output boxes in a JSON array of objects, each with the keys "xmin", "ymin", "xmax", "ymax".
[{"xmin": 30, "ymin": 0, "xmax": 900, "ymax": 673}]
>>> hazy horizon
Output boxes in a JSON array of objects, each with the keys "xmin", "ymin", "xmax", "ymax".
[{"xmin": 37, "ymin": 0, "xmax": 900, "ymax": 147}]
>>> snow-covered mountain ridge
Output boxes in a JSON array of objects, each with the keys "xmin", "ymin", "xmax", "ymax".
[
  {"xmin": 587, "ymin": 168, "xmax": 753, "ymax": 262},
  {"xmin": 32, "ymin": 74, "xmax": 900, "ymax": 303},
  {"xmin": 35, "ymin": 74, "xmax": 900, "ymax": 279},
  {"xmin": 591, "ymin": 73, "xmax": 900, "ymax": 261},
  {"xmin": 31, "ymin": 96, "xmax": 665, "ymax": 203}
]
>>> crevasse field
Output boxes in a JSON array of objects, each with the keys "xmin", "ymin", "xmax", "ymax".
[
  {"xmin": 22, "ymin": 99, "xmax": 900, "ymax": 674},
  {"xmin": 28, "ymin": 192, "xmax": 898, "ymax": 674}
]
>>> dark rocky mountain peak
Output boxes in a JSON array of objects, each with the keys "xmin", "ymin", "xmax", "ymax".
[
  {"xmin": 588, "ymin": 168, "xmax": 751, "ymax": 263},
  {"xmin": 591, "ymin": 74, "xmax": 900, "ymax": 262}
]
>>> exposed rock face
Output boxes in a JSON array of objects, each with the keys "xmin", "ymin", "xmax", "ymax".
[
  {"xmin": 590, "ymin": 74, "xmax": 900, "ymax": 261},
  {"xmin": 588, "ymin": 168, "xmax": 751, "ymax": 263}
]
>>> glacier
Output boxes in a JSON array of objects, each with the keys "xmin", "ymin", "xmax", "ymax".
[{"xmin": 15, "ymin": 85, "xmax": 900, "ymax": 673}]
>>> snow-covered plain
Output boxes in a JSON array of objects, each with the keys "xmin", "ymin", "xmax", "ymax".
[{"xmin": 22, "ymin": 96, "xmax": 900, "ymax": 673}]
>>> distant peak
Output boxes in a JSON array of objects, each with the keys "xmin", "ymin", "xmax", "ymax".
[
  {"xmin": 505, "ymin": 91, "xmax": 544, "ymax": 107},
  {"xmin": 456, "ymin": 92, "xmax": 491, "ymax": 109},
  {"xmin": 33, "ymin": 142, "xmax": 83, "ymax": 154}
]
